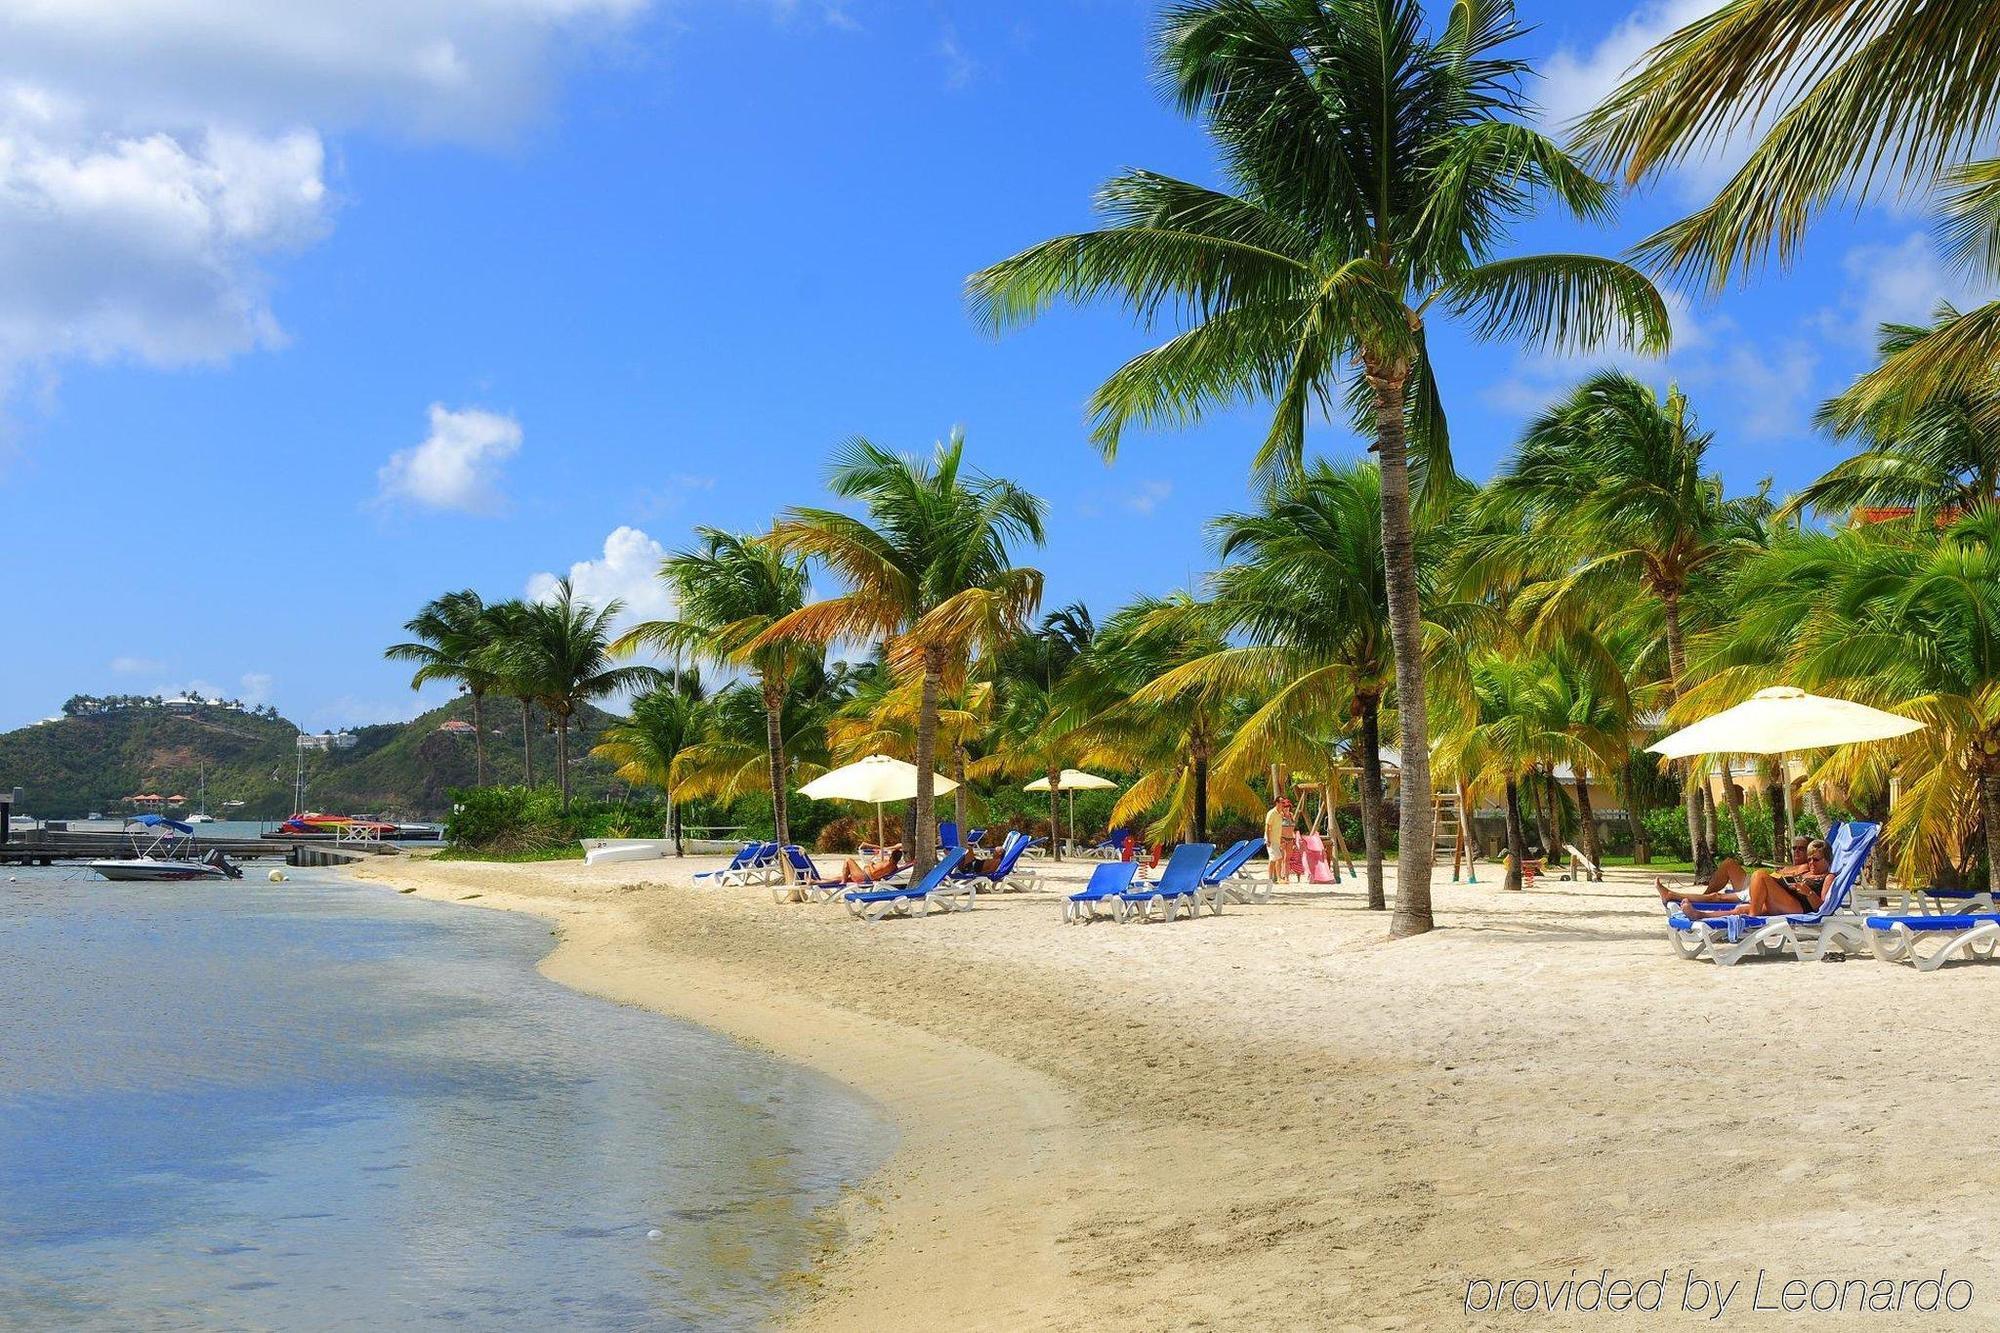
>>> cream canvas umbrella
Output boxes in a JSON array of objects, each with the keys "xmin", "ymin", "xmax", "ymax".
[
  {"xmin": 1024, "ymin": 768, "xmax": 1117, "ymax": 856},
  {"xmin": 800, "ymin": 754, "xmax": 959, "ymax": 846},
  {"xmin": 1646, "ymin": 686, "xmax": 1923, "ymax": 845}
]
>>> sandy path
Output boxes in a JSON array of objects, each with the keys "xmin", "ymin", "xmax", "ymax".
[{"xmin": 349, "ymin": 855, "xmax": 2000, "ymax": 1330}]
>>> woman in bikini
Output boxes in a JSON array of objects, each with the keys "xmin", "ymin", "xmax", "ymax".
[
  {"xmin": 837, "ymin": 843, "xmax": 908, "ymax": 884},
  {"xmin": 1678, "ymin": 839, "xmax": 1832, "ymax": 919}
]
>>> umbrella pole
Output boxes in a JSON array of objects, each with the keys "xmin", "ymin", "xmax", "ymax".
[
  {"xmin": 875, "ymin": 802, "xmax": 885, "ymax": 848},
  {"xmin": 1068, "ymin": 789, "xmax": 1076, "ymax": 858}
]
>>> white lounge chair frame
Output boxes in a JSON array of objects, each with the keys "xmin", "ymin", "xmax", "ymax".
[{"xmin": 1867, "ymin": 917, "xmax": 2000, "ymax": 971}]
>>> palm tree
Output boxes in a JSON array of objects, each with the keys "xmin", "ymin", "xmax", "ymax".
[
  {"xmin": 672, "ymin": 659, "xmax": 850, "ymax": 830},
  {"xmin": 983, "ymin": 604, "xmax": 1097, "ymax": 859},
  {"xmin": 970, "ymin": 0, "xmax": 1668, "ymax": 936},
  {"xmin": 1148, "ymin": 463, "xmax": 1424, "ymax": 908},
  {"xmin": 763, "ymin": 431, "xmax": 1046, "ymax": 868},
  {"xmin": 384, "ymin": 589, "xmax": 497, "ymax": 786},
  {"xmin": 1483, "ymin": 371, "xmax": 1771, "ymax": 874},
  {"xmin": 592, "ymin": 671, "xmax": 707, "ymax": 854},
  {"xmin": 1575, "ymin": 1, "xmax": 2000, "ymax": 406},
  {"xmin": 1792, "ymin": 313, "xmax": 2000, "ymax": 522},
  {"xmin": 614, "ymin": 529, "xmax": 809, "ymax": 847},
  {"xmin": 1687, "ymin": 513, "xmax": 2000, "ymax": 894},
  {"xmin": 480, "ymin": 599, "xmax": 542, "ymax": 786},
  {"xmin": 1074, "ymin": 595, "xmax": 1256, "ymax": 845},
  {"xmin": 498, "ymin": 579, "xmax": 658, "ymax": 807}
]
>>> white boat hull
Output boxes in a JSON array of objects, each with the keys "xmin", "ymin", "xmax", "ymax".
[
  {"xmin": 583, "ymin": 841, "xmax": 663, "ymax": 867},
  {"xmin": 89, "ymin": 859, "xmax": 232, "ymax": 882}
]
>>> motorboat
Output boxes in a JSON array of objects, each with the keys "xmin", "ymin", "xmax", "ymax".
[{"xmin": 87, "ymin": 815, "xmax": 244, "ymax": 883}]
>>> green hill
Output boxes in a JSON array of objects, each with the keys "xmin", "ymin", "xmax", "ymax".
[{"xmin": 0, "ymin": 697, "xmax": 627, "ymax": 821}]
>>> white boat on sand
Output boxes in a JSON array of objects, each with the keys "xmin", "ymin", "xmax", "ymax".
[{"xmin": 582, "ymin": 840, "xmax": 664, "ymax": 867}]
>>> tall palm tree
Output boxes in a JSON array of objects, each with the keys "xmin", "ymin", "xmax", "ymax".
[
  {"xmin": 499, "ymin": 579, "xmax": 658, "ymax": 807},
  {"xmin": 592, "ymin": 670, "xmax": 707, "ymax": 854},
  {"xmin": 763, "ymin": 431, "xmax": 1046, "ymax": 867},
  {"xmin": 384, "ymin": 589, "xmax": 496, "ymax": 786},
  {"xmin": 614, "ymin": 529, "xmax": 809, "ymax": 847},
  {"xmin": 1576, "ymin": 1, "xmax": 2000, "ymax": 407},
  {"xmin": 480, "ymin": 599, "xmax": 542, "ymax": 787},
  {"xmin": 1148, "ymin": 463, "xmax": 1443, "ymax": 908},
  {"xmin": 970, "ymin": 0, "xmax": 1668, "ymax": 936},
  {"xmin": 672, "ymin": 658, "xmax": 851, "ymax": 829},
  {"xmin": 1483, "ymin": 371, "xmax": 1771, "ymax": 873}
]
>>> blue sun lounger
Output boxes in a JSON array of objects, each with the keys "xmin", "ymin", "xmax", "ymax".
[
  {"xmin": 695, "ymin": 841, "xmax": 774, "ymax": 888},
  {"xmin": 953, "ymin": 830, "xmax": 1039, "ymax": 893},
  {"xmin": 1665, "ymin": 822, "xmax": 1880, "ymax": 965},
  {"xmin": 1063, "ymin": 861, "xmax": 1139, "ymax": 923},
  {"xmin": 1116, "ymin": 843, "xmax": 1216, "ymax": 922},
  {"xmin": 1207, "ymin": 837, "xmax": 1267, "ymax": 905},
  {"xmin": 845, "ymin": 848, "xmax": 973, "ymax": 921}
]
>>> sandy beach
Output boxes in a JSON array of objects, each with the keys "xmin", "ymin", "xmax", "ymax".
[{"xmin": 348, "ymin": 853, "xmax": 2000, "ymax": 1330}]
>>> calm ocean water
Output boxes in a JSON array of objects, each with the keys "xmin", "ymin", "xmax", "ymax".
[{"xmin": 0, "ymin": 867, "xmax": 889, "ymax": 1330}]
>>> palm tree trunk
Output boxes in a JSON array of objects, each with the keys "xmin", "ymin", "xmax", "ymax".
[
  {"xmin": 1724, "ymin": 779, "xmax": 1751, "ymax": 863},
  {"xmin": 520, "ymin": 698, "xmax": 534, "ymax": 787},
  {"xmin": 1357, "ymin": 693, "xmax": 1387, "ymax": 911},
  {"xmin": 1364, "ymin": 352, "xmax": 1436, "ymax": 937},
  {"xmin": 1192, "ymin": 748, "xmax": 1210, "ymax": 845},
  {"xmin": 1623, "ymin": 767, "xmax": 1652, "ymax": 864},
  {"xmin": 760, "ymin": 673, "xmax": 790, "ymax": 849},
  {"xmin": 1803, "ymin": 784, "xmax": 1829, "ymax": 840},
  {"xmin": 1530, "ymin": 769, "xmax": 1556, "ymax": 860},
  {"xmin": 556, "ymin": 712, "xmax": 571, "ymax": 807},
  {"xmin": 1984, "ymin": 769, "xmax": 2000, "ymax": 897},
  {"xmin": 1045, "ymin": 767, "xmax": 1063, "ymax": 860},
  {"xmin": 1660, "ymin": 589, "xmax": 1711, "ymax": 874},
  {"xmin": 913, "ymin": 647, "xmax": 944, "ymax": 867},
  {"xmin": 954, "ymin": 745, "xmax": 969, "ymax": 848},
  {"xmin": 668, "ymin": 777, "xmax": 681, "ymax": 857},
  {"xmin": 1573, "ymin": 768, "xmax": 1602, "ymax": 881},
  {"xmin": 1502, "ymin": 776, "xmax": 1527, "ymax": 892},
  {"xmin": 471, "ymin": 690, "xmax": 486, "ymax": 787},
  {"xmin": 1763, "ymin": 760, "xmax": 1785, "ymax": 859}
]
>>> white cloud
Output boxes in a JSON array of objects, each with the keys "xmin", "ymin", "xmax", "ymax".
[
  {"xmin": 936, "ymin": 22, "xmax": 976, "ymax": 90},
  {"xmin": 0, "ymin": 0, "xmax": 651, "ymax": 419},
  {"xmin": 110, "ymin": 655, "xmax": 168, "ymax": 674},
  {"xmin": 526, "ymin": 525, "xmax": 673, "ymax": 630},
  {"xmin": 1538, "ymin": 1, "xmax": 1739, "ymax": 196},
  {"xmin": 1123, "ymin": 479, "xmax": 1172, "ymax": 515},
  {"xmin": 238, "ymin": 671, "xmax": 275, "ymax": 706},
  {"xmin": 375, "ymin": 403, "xmax": 522, "ymax": 512},
  {"xmin": 1814, "ymin": 233, "xmax": 1983, "ymax": 348}
]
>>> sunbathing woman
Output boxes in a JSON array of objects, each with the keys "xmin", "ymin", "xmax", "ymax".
[
  {"xmin": 1657, "ymin": 836, "xmax": 1809, "ymax": 906},
  {"xmin": 837, "ymin": 843, "xmax": 907, "ymax": 884},
  {"xmin": 1678, "ymin": 840, "xmax": 1833, "ymax": 919}
]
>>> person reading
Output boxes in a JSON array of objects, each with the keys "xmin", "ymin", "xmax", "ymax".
[
  {"xmin": 1675, "ymin": 839, "xmax": 1832, "ymax": 919},
  {"xmin": 1657, "ymin": 836, "xmax": 1810, "ymax": 907}
]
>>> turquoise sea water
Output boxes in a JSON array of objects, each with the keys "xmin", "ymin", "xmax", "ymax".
[{"xmin": 0, "ymin": 867, "xmax": 888, "ymax": 1330}]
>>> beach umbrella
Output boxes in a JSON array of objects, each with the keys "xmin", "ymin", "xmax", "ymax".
[
  {"xmin": 1646, "ymin": 686, "xmax": 1923, "ymax": 845},
  {"xmin": 1023, "ymin": 769, "xmax": 1117, "ymax": 854},
  {"xmin": 800, "ymin": 754, "xmax": 958, "ymax": 846}
]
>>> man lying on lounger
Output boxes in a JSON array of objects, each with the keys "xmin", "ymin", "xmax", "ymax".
[
  {"xmin": 836, "ymin": 844, "xmax": 909, "ymax": 884},
  {"xmin": 1666, "ymin": 838, "xmax": 1832, "ymax": 919},
  {"xmin": 1656, "ymin": 836, "xmax": 1808, "ymax": 906}
]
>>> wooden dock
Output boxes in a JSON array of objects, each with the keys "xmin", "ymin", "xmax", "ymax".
[{"xmin": 0, "ymin": 830, "xmax": 401, "ymax": 867}]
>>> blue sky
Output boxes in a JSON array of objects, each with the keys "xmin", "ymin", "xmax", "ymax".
[{"xmin": 0, "ymin": 1, "xmax": 1979, "ymax": 732}]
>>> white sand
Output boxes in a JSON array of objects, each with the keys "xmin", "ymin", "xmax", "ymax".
[{"xmin": 349, "ymin": 854, "xmax": 2000, "ymax": 1330}]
